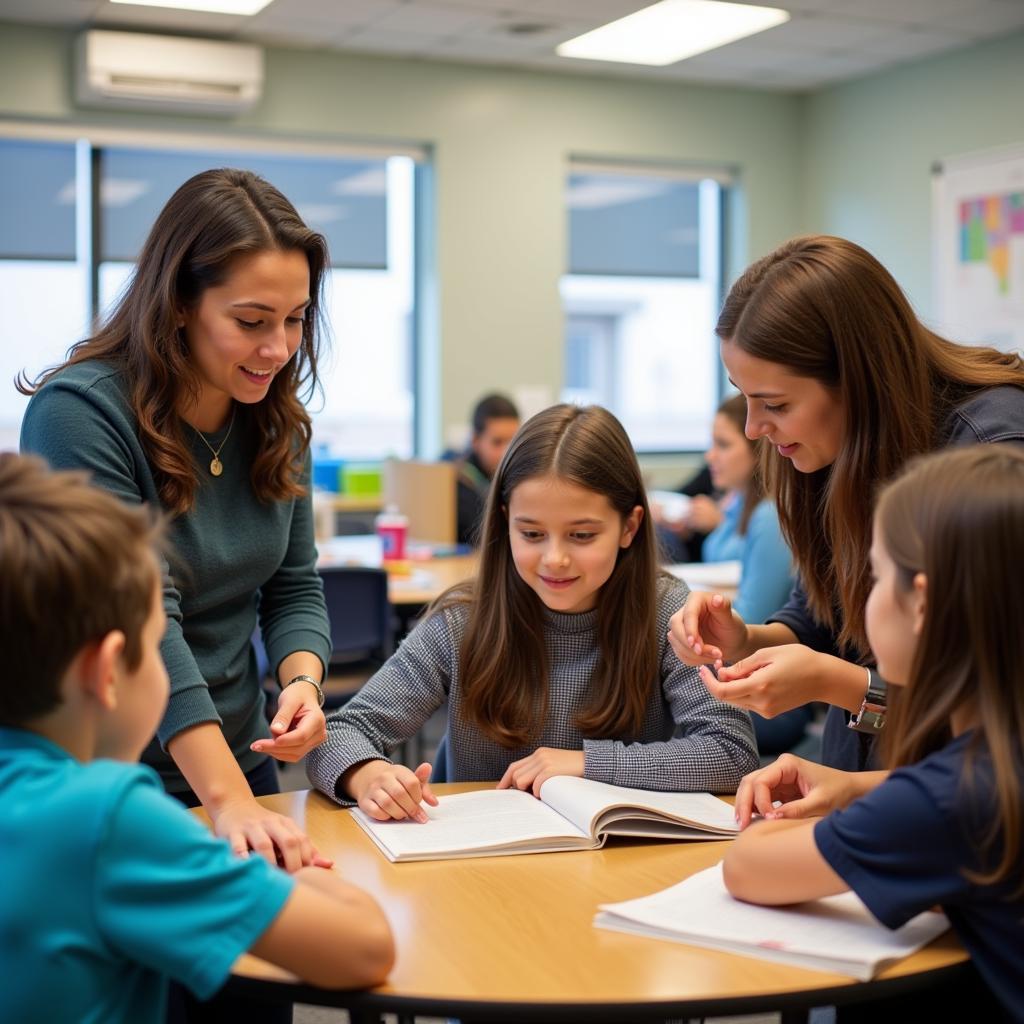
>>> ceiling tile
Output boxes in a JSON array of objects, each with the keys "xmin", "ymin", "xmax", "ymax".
[
  {"xmin": 848, "ymin": 25, "xmax": 969, "ymax": 59},
  {"xmin": 825, "ymin": 0, "xmax": 993, "ymax": 25}
]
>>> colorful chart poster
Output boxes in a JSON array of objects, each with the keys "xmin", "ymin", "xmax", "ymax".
[{"xmin": 933, "ymin": 146, "xmax": 1024, "ymax": 355}]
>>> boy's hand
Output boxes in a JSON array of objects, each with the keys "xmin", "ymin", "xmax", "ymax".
[
  {"xmin": 733, "ymin": 754, "xmax": 859, "ymax": 829},
  {"xmin": 349, "ymin": 761, "xmax": 438, "ymax": 823},
  {"xmin": 212, "ymin": 798, "xmax": 333, "ymax": 872},
  {"xmin": 251, "ymin": 684, "xmax": 327, "ymax": 762},
  {"xmin": 497, "ymin": 747, "xmax": 584, "ymax": 798}
]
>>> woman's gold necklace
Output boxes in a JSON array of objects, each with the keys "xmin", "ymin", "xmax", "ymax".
[{"xmin": 192, "ymin": 410, "xmax": 235, "ymax": 477}]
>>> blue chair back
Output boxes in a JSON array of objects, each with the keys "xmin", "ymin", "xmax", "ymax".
[
  {"xmin": 430, "ymin": 733, "xmax": 450, "ymax": 783},
  {"xmin": 320, "ymin": 566, "xmax": 393, "ymax": 665}
]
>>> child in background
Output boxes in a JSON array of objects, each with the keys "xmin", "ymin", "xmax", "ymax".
[
  {"xmin": 455, "ymin": 392, "xmax": 520, "ymax": 545},
  {"xmin": 701, "ymin": 394, "xmax": 807, "ymax": 756},
  {"xmin": 723, "ymin": 445, "xmax": 1024, "ymax": 1021},
  {"xmin": 307, "ymin": 404, "xmax": 757, "ymax": 819},
  {"xmin": 0, "ymin": 454, "xmax": 393, "ymax": 1024},
  {"xmin": 702, "ymin": 394, "xmax": 793, "ymax": 624}
]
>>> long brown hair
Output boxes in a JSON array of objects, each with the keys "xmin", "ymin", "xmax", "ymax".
[
  {"xmin": 717, "ymin": 235, "xmax": 1024, "ymax": 656},
  {"xmin": 716, "ymin": 393, "xmax": 764, "ymax": 535},
  {"xmin": 876, "ymin": 445, "xmax": 1024, "ymax": 893},
  {"xmin": 438, "ymin": 404, "xmax": 661, "ymax": 748},
  {"xmin": 18, "ymin": 168, "xmax": 329, "ymax": 517}
]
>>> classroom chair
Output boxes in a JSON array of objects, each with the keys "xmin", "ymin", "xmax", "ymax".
[{"xmin": 319, "ymin": 565, "xmax": 394, "ymax": 710}]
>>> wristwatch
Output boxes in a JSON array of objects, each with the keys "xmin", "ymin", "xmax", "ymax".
[
  {"xmin": 284, "ymin": 673, "xmax": 326, "ymax": 708},
  {"xmin": 848, "ymin": 668, "xmax": 887, "ymax": 733}
]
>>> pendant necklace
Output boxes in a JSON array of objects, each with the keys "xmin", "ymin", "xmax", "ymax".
[{"xmin": 192, "ymin": 409, "xmax": 235, "ymax": 477}]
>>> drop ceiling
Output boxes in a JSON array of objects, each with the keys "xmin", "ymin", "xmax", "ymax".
[{"xmin": 2, "ymin": 0, "xmax": 1023, "ymax": 91}]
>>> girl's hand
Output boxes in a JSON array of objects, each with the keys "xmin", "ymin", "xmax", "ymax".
[
  {"xmin": 351, "ymin": 761, "xmax": 438, "ymax": 824},
  {"xmin": 251, "ymin": 683, "xmax": 327, "ymax": 762},
  {"xmin": 668, "ymin": 591, "xmax": 750, "ymax": 666},
  {"xmin": 734, "ymin": 754, "xmax": 862, "ymax": 829},
  {"xmin": 698, "ymin": 643, "xmax": 824, "ymax": 718},
  {"xmin": 211, "ymin": 798, "xmax": 333, "ymax": 872},
  {"xmin": 497, "ymin": 748, "xmax": 585, "ymax": 797},
  {"xmin": 685, "ymin": 494, "xmax": 724, "ymax": 534}
]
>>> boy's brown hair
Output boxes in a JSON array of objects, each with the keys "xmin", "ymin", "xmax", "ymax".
[{"xmin": 0, "ymin": 453, "xmax": 163, "ymax": 725}]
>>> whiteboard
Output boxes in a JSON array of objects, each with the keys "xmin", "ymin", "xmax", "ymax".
[{"xmin": 932, "ymin": 143, "xmax": 1024, "ymax": 355}]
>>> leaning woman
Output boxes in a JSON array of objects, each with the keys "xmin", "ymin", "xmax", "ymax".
[{"xmin": 669, "ymin": 235, "xmax": 1024, "ymax": 771}]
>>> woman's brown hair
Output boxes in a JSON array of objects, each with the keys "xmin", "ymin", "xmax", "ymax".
[
  {"xmin": 18, "ymin": 168, "xmax": 329, "ymax": 516},
  {"xmin": 717, "ymin": 234, "xmax": 1024, "ymax": 657},
  {"xmin": 437, "ymin": 404, "xmax": 661, "ymax": 748},
  {"xmin": 715, "ymin": 393, "xmax": 764, "ymax": 535},
  {"xmin": 876, "ymin": 444, "xmax": 1024, "ymax": 893}
]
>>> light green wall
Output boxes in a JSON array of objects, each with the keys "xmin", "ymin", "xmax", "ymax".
[
  {"xmin": 0, "ymin": 22, "xmax": 803, "ymax": 452},
  {"xmin": 800, "ymin": 30, "xmax": 1024, "ymax": 321}
]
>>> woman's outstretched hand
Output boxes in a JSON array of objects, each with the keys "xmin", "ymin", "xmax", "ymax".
[{"xmin": 668, "ymin": 591, "xmax": 750, "ymax": 666}]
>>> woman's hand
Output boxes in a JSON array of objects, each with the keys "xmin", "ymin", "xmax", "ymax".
[
  {"xmin": 211, "ymin": 798, "xmax": 333, "ymax": 872},
  {"xmin": 251, "ymin": 682, "xmax": 327, "ymax": 762},
  {"xmin": 685, "ymin": 494, "xmax": 724, "ymax": 534},
  {"xmin": 697, "ymin": 643, "xmax": 827, "ymax": 718},
  {"xmin": 733, "ymin": 754, "xmax": 870, "ymax": 829},
  {"xmin": 496, "ymin": 748, "xmax": 585, "ymax": 798},
  {"xmin": 347, "ymin": 760, "xmax": 438, "ymax": 823},
  {"xmin": 668, "ymin": 591, "xmax": 750, "ymax": 666}
]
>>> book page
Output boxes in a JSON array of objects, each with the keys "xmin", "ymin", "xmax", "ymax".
[
  {"xmin": 351, "ymin": 788, "xmax": 589, "ymax": 859},
  {"xmin": 540, "ymin": 776, "xmax": 738, "ymax": 838},
  {"xmin": 596, "ymin": 863, "xmax": 949, "ymax": 979}
]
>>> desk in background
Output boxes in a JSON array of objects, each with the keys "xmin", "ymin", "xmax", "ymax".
[
  {"xmin": 668, "ymin": 559, "xmax": 741, "ymax": 601},
  {"xmin": 317, "ymin": 534, "xmax": 477, "ymax": 608},
  {"xmin": 222, "ymin": 785, "xmax": 968, "ymax": 1023}
]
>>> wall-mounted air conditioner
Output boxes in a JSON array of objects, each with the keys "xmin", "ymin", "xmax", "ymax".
[{"xmin": 75, "ymin": 30, "xmax": 264, "ymax": 116}]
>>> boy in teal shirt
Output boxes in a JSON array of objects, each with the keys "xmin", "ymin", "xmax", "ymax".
[{"xmin": 0, "ymin": 453, "xmax": 394, "ymax": 1024}]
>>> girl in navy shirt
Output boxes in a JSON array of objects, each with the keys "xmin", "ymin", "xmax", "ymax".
[{"xmin": 724, "ymin": 445, "xmax": 1024, "ymax": 1021}]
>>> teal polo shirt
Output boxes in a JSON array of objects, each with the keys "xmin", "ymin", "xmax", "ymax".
[{"xmin": 0, "ymin": 728, "xmax": 294, "ymax": 1024}]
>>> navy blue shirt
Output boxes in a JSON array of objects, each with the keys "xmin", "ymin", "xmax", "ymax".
[
  {"xmin": 768, "ymin": 385, "xmax": 1024, "ymax": 770},
  {"xmin": 815, "ymin": 733, "xmax": 1024, "ymax": 1022}
]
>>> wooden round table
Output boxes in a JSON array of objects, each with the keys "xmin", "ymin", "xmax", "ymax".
[{"xmin": 221, "ymin": 785, "xmax": 969, "ymax": 1022}]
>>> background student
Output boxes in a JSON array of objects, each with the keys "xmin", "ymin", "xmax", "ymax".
[
  {"xmin": 454, "ymin": 392, "xmax": 520, "ymax": 545},
  {"xmin": 20, "ymin": 169, "xmax": 332, "ymax": 865},
  {"xmin": 699, "ymin": 394, "xmax": 805, "ymax": 756},
  {"xmin": 0, "ymin": 453, "xmax": 394, "ymax": 1024},
  {"xmin": 669, "ymin": 234, "xmax": 1024, "ymax": 771},
  {"xmin": 723, "ymin": 444, "xmax": 1024, "ymax": 1022},
  {"xmin": 308, "ymin": 404, "xmax": 757, "ymax": 819},
  {"xmin": 650, "ymin": 461, "xmax": 717, "ymax": 564}
]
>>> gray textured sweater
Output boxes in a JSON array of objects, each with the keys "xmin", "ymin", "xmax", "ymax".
[
  {"xmin": 306, "ymin": 575, "xmax": 757, "ymax": 801},
  {"xmin": 21, "ymin": 360, "xmax": 331, "ymax": 793}
]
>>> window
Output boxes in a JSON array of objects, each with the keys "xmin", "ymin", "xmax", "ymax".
[
  {"xmin": 562, "ymin": 163, "xmax": 727, "ymax": 452},
  {"xmin": 0, "ymin": 139, "xmax": 89, "ymax": 450},
  {"xmin": 1, "ymin": 134, "xmax": 420, "ymax": 459}
]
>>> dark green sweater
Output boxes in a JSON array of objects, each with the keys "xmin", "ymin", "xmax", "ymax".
[{"xmin": 21, "ymin": 360, "xmax": 331, "ymax": 792}]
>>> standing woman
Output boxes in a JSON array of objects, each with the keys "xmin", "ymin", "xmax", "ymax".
[
  {"xmin": 20, "ymin": 168, "xmax": 332, "ymax": 865},
  {"xmin": 669, "ymin": 235, "xmax": 1024, "ymax": 771}
]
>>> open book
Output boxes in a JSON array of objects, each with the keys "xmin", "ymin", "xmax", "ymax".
[
  {"xmin": 351, "ymin": 776, "xmax": 739, "ymax": 862},
  {"xmin": 595, "ymin": 863, "xmax": 950, "ymax": 980}
]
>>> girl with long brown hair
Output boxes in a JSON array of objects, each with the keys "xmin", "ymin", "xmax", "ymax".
[
  {"xmin": 307, "ymin": 404, "xmax": 757, "ymax": 820},
  {"xmin": 668, "ymin": 235, "xmax": 1024, "ymax": 771},
  {"xmin": 20, "ymin": 168, "xmax": 333, "ymax": 872},
  {"xmin": 723, "ymin": 445, "xmax": 1024, "ymax": 1020}
]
